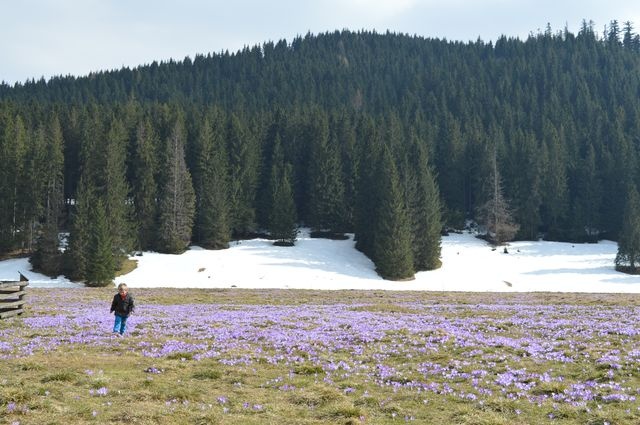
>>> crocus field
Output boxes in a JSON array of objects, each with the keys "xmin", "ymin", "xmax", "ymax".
[{"xmin": 1, "ymin": 289, "xmax": 640, "ymax": 424}]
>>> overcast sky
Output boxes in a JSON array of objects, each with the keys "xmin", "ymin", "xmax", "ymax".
[{"xmin": 2, "ymin": 0, "xmax": 639, "ymax": 84}]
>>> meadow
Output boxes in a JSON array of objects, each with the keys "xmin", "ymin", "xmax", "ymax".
[{"xmin": 1, "ymin": 288, "xmax": 640, "ymax": 424}]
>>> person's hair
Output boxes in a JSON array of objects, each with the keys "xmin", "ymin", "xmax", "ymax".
[{"xmin": 117, "ymin": 283, "xmax": 128, "ymax": 291}]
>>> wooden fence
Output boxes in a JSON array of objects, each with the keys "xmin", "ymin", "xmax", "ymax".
[{"xmin": 0, "ymin": 272, "xmax": 29, "ymax": 319}]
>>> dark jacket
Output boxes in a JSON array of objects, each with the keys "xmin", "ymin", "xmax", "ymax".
[{"xmin": 110, "ymin": 293, "xmax": 135, "ymax": 317}]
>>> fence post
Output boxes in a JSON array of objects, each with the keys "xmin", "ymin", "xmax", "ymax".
[{"xmin": 0, "ymin": 272, "xmax": 29, "ymax": 319}]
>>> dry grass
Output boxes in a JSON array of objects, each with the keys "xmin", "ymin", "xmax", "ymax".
[{"xmin": 1, "ymin": 288, "xmax": 639, "ymax": 424}]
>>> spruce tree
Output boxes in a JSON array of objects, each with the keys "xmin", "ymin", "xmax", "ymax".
[
  {"xmin": 194, "ymin": 114, "xmax": 231, "ymax": 249},
  {"xmin": 65, "ymin": 175, "xmax": 93, "ymax": 280},
  {"xmin": 615, "ymin": 187, "xmax": 640, "ymax": 273},
  {"xmin": 85, "ymin": 200, "xmax": 115, "ymax": 287},
  {"xmin": 354, "ymin": 116, "xmax": 381, "ymax": 258},
  {"xmin": 157, "ymin": 119, "xmax": 196, "ymax": 253},
  {"xmin": 227, "ymin": 113, "xmax": 259, "ymax": 237},
  {"xmin": 265, "ymin": 135, "xmax": 297, "ymax": 245},
  {"xmin": 306, "ymin": 126, "xmax": 346, "ymax": 236},
  {"xmin": 373, "ymin": 146, "xmax": 414, "ymax": 280},
  {"xmin": 510, "ymin": 131, "xmax": 542, "ymax": 240},
  {"xmin": 540, "ymin": 125, "xmax": 569, "ymax": 240},
  {"xmin": 409, "ymin": 140, "xmax": 442, "ymax": 271},
  {"xmin": 0, "ymin": 114, "xmax": 27, "ymax": 253},
  {"xmin": 435, "ymin": 114, "xmax": 465, "ymax": 228},
  {"xmin": 269, "ymin": 163, "xmax": 298, "ymax": 246},
  {"xmin": 569, "ymin": 144, "xmax": 602, "ymax": 242},
  {"xmin": 18, "ymin": 126, "xmax": 48, "ymax": 253},
  {"xmin": 103, "ymin": 118, "xmax": 134, "ymax": 262},
  {"xmin": 31, "ymin": 115, "xmax": 65, "ymax": 276},
  {"xmin": 336, "ymin": 113, "xmax": 357, "ymax": 231},
  {"xmin": 132, "ymin": 118, "xmax": 158, "ymax": 250}
]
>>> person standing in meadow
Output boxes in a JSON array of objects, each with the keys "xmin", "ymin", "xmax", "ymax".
[{"xmin": 110, "ymin": 283, "xmax": 135, "ymax": 335}]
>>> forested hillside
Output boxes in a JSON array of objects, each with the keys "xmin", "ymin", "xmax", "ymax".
[{"xmin": 1, "ymin": 21, "xmax": 639, "ymax": 284}]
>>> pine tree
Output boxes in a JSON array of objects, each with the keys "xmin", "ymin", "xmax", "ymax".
[
  {"xmin": 269, "ymin": 163, "xmax": 298, "ymax": 245},
  {"xmin": 540, "ymin": 125, "xmax": 569, "ymax": 240},
  {"xmin": 336, "ymin": 113, "xmax": 357, "ymax": 231},
  {"xmin": 103, "ymin": 118, "xmax": 134, "ymax": 262},
  {"xmin": 65, "ymin": 175, "xmax": 93, "ymax": 280},
  {"xmin": 85, "ymin": 199, "xmax": 115, "ymax": 287},
  {"xmin": 615, "ymin": 187, "xmax": 640, "ymax": 273},
  {"xmin": 373, "ymin": 146, "xmax": 414, "ymax": 280},
  {"xmin": 0, "ymin": 114, "xmax": 27, "ymax": 253},
  {"xmin": 194, "ymin": 113, "xmax": 231, "ymax": 249},
  {"xmin": 132, "ymin": 118, "xmax": 158, "ymax": 250},
  {"xmin": 266, "ymin": 135, "xmax": 297, "ymax": 245},
  {"xmin": 21, "ymin": 126, "xmax": 48, "ymax": 252},
  {"xmin": 31, "ymin": 115, "xmax": 65, "ymax": 276},
  {"xmin": 306, "ymin": 127, "xmax": 346, "ymax": 236},
  {"xmin": 408, "ymin": 140, "xmax": 442, "ymax": 271},
  {"xmin": 354, "ymin": 116, "xmax": 381, "ymax": 258},
  {"xmin": 435, "ymin": 114, "xmax": 465, "ymax": 228},
  {"xmin": 569, "ymin": 144, "xmax": 602, "ymax": 242},
  {"xmin": 227, "ymin": 113, "xmax": 258, "ymax": 237},
  {"xmin": 157, "ymin": 119, "xmax": 196, "ymax": 253}
]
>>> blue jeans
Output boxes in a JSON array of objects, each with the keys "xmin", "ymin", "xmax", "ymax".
[{"xmin": 113, "ymin": 314, "xmax": 129, "ymax": 335}]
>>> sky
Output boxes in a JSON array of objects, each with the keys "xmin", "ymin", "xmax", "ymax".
[
  {"xmin": 1, "ymin": 228, "xmax": 638, "ymax": 293},
  {"xmin": 1, "ymin": 0, "xmax": 639, "ymax": 85}
]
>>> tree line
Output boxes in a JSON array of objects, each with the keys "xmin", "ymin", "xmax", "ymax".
[{"xmin": 2, "ymin": 21, "xmax": 640, "ymax": 283}]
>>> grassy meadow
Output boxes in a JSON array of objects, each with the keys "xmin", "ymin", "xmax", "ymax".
[{"xmin": 1, "ymin": 289, "xmax": 640, "ymax": 424}]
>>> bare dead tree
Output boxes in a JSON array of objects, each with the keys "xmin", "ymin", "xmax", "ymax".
[{"xmin": 477, "ymin": 148, "xmax": 519, "ymax": 245}]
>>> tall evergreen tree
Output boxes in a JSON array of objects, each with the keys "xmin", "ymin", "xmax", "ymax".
[
  {"xmin": 193, "ymin": 113, "xmax": 231, "ymax": 249},
  {"xmin": 615, "ymin": 187, "xmax": 640, "ymax": 273},
  {"xmin": 569, "ymin": 144, "xmax": 602, "ymax": 241},
  {"xmin": 435, "ymin": 114, "xmax": 465, "ymax": 227},
  {"xmin": 540, "ymin": 125, "xmax": 569, "ymax": 240},
  {"xmin": 31, "ymin": 115, "xmax": 65, "ymax": 276},
  {"xmin": 269, "ymin": 162, "xmax": 298, "ymax": 246},
  {"xmin": 65, "ymin": 175, "xmax": 94, "ymax": 280},
  {"xmin": 336, "ymin": 113, "xmax": 358, "ymax": 231},
  {"xmin": 132, "ymin": 118, "xmax": 158, "ymax": 250},
  {"xmin": 157, "ymin": 118, "xmax": 196, "ymax": 253},
  {"xmin": 21, "ymin": 126, "xmax": 47, "ymax": 252},
  {"xmin": 103, "ymin": 118, "xmax": 134, "ymax": 262},
  {"xmin": 306, "ymin": 126, "xmax": 346, "ymax": 235},
  {"xmin": 227, "ymin": 113, "xmax": 259, "ymax": 237},
  {"xmin": 354, "ymin": 116, "xmax": 381, "ymax": 258},
  {"xmin": 373, "ymin": 146, "xmax": 414, "ymax": 280},
  {"xmin": 407, "ymin": 139, "xmax": 442, "ymax": 271},
  {"xmin": 510, "ymin": 131, "xmax": 542, "ymax": 240},
  {"xmin": 0, "ymin": 114, "xmax": 27, "ymax": 253},
  {"xmin": 85, "ymin": 199, "xmax": 115, "ymax": 287}
]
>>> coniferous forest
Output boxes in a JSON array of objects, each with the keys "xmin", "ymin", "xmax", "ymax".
[{"xmin": 2, "ymin": 22, "xmax": 640, "ymax": 284}]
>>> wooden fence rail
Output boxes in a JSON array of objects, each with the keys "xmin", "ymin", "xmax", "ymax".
[{"xmin": 0, "ymin": 272, "xmax": 29, "ymax": 319}]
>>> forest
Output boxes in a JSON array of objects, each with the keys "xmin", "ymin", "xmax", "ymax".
[{"xmin": 1, "ymin": 20, "xmax": 640, "ymax": 285}]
